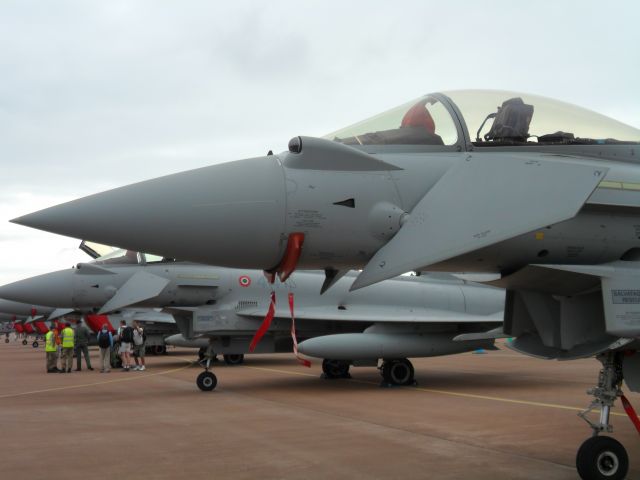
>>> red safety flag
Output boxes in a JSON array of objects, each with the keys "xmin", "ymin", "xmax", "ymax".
[
  {"xmin": 288, "ymin": 292, "xmax": 311, "ymax": 367},
  {"xmin": 248, "ymin": 291, "xmax": 276, "ymax": 353},
  {"xmin": 621, "ymin": 394, "xmax": 640, "ymax": 436}
]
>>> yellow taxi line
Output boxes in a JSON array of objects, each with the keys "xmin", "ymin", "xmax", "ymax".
[
  {"xmin": 244, "ymin": 365, "xmax": 625, "ymax": 417},
  {"xmin": 0, "ymin": 358, "xmax": 195, "ymax": 399}
]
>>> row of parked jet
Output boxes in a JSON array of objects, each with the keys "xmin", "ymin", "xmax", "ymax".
[
  {"xmin": 0, "ymin": 241, "xmax": 504, "ymax": 386},
  {"xmin": 7, "ymin": 89, "xmax": 640, "ymax": 479}
]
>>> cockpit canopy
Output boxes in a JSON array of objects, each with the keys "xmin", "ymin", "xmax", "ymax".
[
  {"xmin": 326, "ymin": 90, "xmax": 640, "ymax": 148},
  {"xmin": 78, "ymin": 241, "xmax": 175, "ymax": 266}
]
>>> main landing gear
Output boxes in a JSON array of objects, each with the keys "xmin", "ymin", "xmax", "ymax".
[
  {"xmin": 32, "ymin": 341, "xmax": 39, "ymax": 348},
  {"xmin": 223, "ymin": 354, "xmax": 244, "ymax": 365},
  {"xmin": 380, "ymin": 358, "xmax": 415, "ymax": 387},
  {"xmin": 22, "ymin": 339, "xmax": 28, "ymax": 346},
  {"xmin": 196, "ymin": 343, "xmax": 218, "ymax": 392},
  {"xmin": 321, "ymin": 359, "xmax": 351, "ymax": 379},
  {"xmin": 576, "ymin": 352, "xmax": 629, "ymax": 480}
]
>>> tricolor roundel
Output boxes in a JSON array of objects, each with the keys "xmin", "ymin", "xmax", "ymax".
[{"xmin": 238, "ymin": 275, "xmax": 251, "ymax": 287}]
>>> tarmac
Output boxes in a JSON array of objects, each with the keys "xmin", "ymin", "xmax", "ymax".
[{"xmin": 1, "ymin": 340, "xmax": 639, "ymax": 479}]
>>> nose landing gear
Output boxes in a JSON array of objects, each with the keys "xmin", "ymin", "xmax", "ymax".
[
  {"xmin": 576, "ymin": 352, "xmax": 630, "ymax": 480},
  {"xmin": 196, "ymin": 342, "xmax": 218, "ymax": 392}
]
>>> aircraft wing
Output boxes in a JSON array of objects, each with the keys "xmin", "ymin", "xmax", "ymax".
[
  {"xmin": 352, "ymin": 155, "xmax": 607, "ymax": 290},
  {"xmin": 236, "ymin": 306, "xmax": 503, "ymax": 324},
  {"xmin": 98, "ymin": 271, "xmax": 170, "ymax": 314}
]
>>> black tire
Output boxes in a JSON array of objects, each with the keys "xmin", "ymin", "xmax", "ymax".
[
  {"xmin": 5, "ymin": 338, "xmax": 9, "ymax": 343},
  {"xmin": 32, "ymin": 341, "xmax": 39, "ymax": 348},
  {"xmin": 196, "ymin": 371, "xmax": 217, "ymax": 391},
  {"xmin": 382, "ymin": 359, "xmax": 415, "ymax": 386},
  {"xmin": 322, "ymin": 359, "xmax": 350, "ymax": 379},
  {"xmin": 576, "ymin": 436, "xmax": 628, "ymax": 480},
  {"xmin": 153, "ymin": 345, "xmax": 166, "ymax": 355},
  {"xmin": 223, "ymin": 354, "xmax": 244, "ymax": 365},
  {"xmin": 22, "ymin": 339, "xmax": 28, "ymax": 346}
]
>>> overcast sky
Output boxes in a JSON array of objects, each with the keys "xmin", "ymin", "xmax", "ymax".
[{"xmin": 1, "ymin": 0, "xmax": 639, "ymax": 287}]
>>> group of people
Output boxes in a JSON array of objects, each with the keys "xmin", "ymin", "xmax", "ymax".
[{"xmin": 45, "ymin": 319, "xmax": 147, "ymax": 374}]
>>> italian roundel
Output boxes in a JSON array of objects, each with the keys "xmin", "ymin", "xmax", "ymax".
[{"xmin": 238, "ymin": 275, "xmax": 251, "ymax": 287}]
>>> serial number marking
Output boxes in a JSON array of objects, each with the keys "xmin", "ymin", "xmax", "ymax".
[{"xmin": 611, "ymin": 289, "xmax": 640, "ymax": 304}]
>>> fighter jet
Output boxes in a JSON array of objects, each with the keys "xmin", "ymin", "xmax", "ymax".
[
  {"xmin": 0, "ymin": 248, "xmax": 504, "ymax": 389},
  {"xmin": 0, "ymin": 299, "xmax": 61, "ymax": 347},
  {"xmin": 11, "ymin": 90, "xmax": 640, "ymax": 479}
]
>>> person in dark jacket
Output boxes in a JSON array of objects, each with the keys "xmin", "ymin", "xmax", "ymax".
[{"xmin": 74, "ymin": 319, "xmax": 93, "ymax": 371}]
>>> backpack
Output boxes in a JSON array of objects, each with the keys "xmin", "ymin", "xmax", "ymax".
[
  {"xmin": 121, "ymin": 326, "xmax": 134, "ymax": 343},
  {"xmin": 98, "ymin": 331, "xmax": 111, "ymax": 349}
]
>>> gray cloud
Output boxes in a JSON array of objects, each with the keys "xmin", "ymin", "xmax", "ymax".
[{"xmin": 0, "ymin": 0, "xmax": 639, "ymax": 283}]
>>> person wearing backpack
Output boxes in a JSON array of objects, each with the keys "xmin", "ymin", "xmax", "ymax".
[
  {"xmin": 96, "ymin": 324, "xmax": 113, "ymax": 373},
  {"xmin": 117, "ymin": 320, "xmax": 134, "ymax": 371},
  {"xmin": 132, "ymin": 320, "xmax": 146, "ymax": 371}
]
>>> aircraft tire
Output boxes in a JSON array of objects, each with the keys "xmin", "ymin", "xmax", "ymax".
[
  {"xmin": 32, "ymin": 341, "xmax": 39, "ymax": 348},
  {"xmin": 223, "ymin": 354, "xmax": 244, "ymax": 365},
  {"xmin": 381, "ymin": 359, "xmax": 414, "ymax": 386},
  {"xmin": 196, "ymin": 371, "xmax": 217, "ymax": 391},
  {"xmin": 576, "ymin": 436, "xmax": 628, "ymax": 480},
  {"xmin": 22, "ymin": 339, "xmax": 28, "ymax": 346},
  {"xmin": 153, "ymin": 345, "xmax": 166, "ymax": 355},
  {"xmin": 4, "ymin": 338, "xmax": 8, "ymax": 343},
  {"xmin": 322, "ymin": 359, "xmax": 350, "ymax": 379}
]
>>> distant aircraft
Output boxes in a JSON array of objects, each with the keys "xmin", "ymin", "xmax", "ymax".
[
  {"xmin": 0, "ymin": 247, "xmax": 504, "ymax": 390},
  {"xmin": 12, "ymin": 90, "xmax": 640, "ymax": 479}
]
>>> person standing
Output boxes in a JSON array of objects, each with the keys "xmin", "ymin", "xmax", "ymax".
[
  {"xmin": 117, "ymin": 320, "xmax": 134, "ymax": 371},
  {"xmin": 96, "ymin": 324, "xmax": 113, "ymax": 373},
  {"xmin": 132, "ymin": 321, "xmax": 146, "ymax": 371},
  {"xmin": 45, "ymin": 326, "xmax": 59, "ymax": 373},
  {"xmin": 74, "ymin": 319, "xmax": 93, "ymax": 371},
  {"xmin": 60, "ymin": 322, "xmax": 75, "ymax": 373}
]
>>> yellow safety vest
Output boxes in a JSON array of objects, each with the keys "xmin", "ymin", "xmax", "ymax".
[
  {"xmin": 45, "ymin": 331, "xmax": 57, "ymax": 352},
  {"xmin": 61, "ymin": 327, "xmax": 74, "ymax": 348}
]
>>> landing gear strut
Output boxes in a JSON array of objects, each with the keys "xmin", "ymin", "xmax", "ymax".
[
  {"xmin": 380, "ymin": 358, "xmax": 415, "ymax": 387},
  {"xmin": 196, "ymin": 342, "xmax": 218, "ymax": 392},
  {"xmin": 321, "ymin": 359, "xmax": 351, "ymax": 379},
  {"xmin": 576, "ymin": 352, "xmax": 629, "ymax": 480}
]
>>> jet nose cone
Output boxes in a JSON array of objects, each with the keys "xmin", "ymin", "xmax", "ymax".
[
  {"xmin": 13, "ymin": 156, "xmax": 287, "ymax": 269},
  {"xmin": 0, "ymin": 270, "xmax": 74, "ymax": 308}
]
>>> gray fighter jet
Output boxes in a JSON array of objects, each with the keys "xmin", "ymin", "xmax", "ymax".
[
  {"xmin": 0, "ymin": 249, "xmax": 504, "ymax": 389},
  {"xmin": 12, "ymin": 90, "xmax": 640, "ymax": 479}
]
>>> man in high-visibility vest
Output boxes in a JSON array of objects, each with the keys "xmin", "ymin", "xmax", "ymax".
[
  {"xmin": 45, "ymin": 327, "xmax": 60, "ymax": 373},
  {"xmin": 61, "ymin": 322, "xmax": 75, "ymax": 373}
]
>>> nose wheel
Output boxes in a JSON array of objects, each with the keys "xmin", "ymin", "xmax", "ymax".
[
  {"xmin": 576, "ymin": 436, "xmax": 628, "ymax": 480},
  {"xmin": 575, "ymin": 352, "xmax": 630, "ymax": 480},
  {"xmin": 196, "ymin": 371, "xmax": 217, "ymax": 391},
  {"xmin": 381, "ymin": 358, "xmax": 415, "ymax": 387}
]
